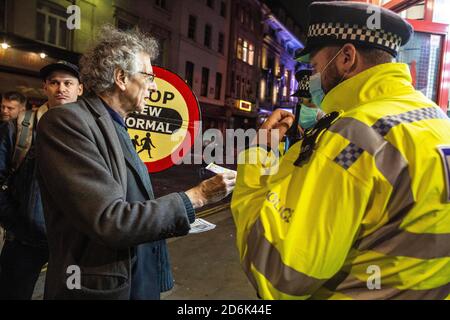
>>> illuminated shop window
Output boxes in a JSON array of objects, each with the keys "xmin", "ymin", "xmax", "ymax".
[
  {"xmin": 398, "ymin": 32, "xmax": 443, "ymax": 103},
  {"xmin": 237, "ymin": 37, "xmax": 254, "ymax": 65}
]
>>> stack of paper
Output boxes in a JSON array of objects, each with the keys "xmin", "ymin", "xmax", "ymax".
[
  {"xmin": 189, "ymin": 218, "xmax": 217, "ymax": 234},
  {"xmin": 205, "ymin": 163, "xmax": 237, "ymax": 175}
]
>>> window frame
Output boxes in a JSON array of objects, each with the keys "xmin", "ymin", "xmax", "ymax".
[
  {"xmin": 185, "ymin": 61, "xmax": 195, "ymax": 88},
  {"xmin": 237, "ymin": 37, "xmax": 254, "ymax": 66},
  {"xmin": 237, "ymin": 37, "xmax": 243, "ymax": 60},
  {"xmin": 220, "ymin": 1, "xmax": 226, "ymax": 18},
  {"xmin": 0, "ymin": 0, "xmax": 6, "ymax": 31},
  {"xmin": 155, "ymin": 0, "xmax": 167, "ymax": 10},
  {"xmin": 117, "ymin": 18, "xmax": 135, "ymax": 31},
  {"xmin": 36, "ymin": 1, "xmax": 71, "ymax": 49},
  {"xmin": 218, "ymin": 32, "xmax": 225, "ymax": 54},
  {"xmin": 204, "ymin": 24, "xmax": 212, "ymax": 49},
  {"xmin": 188, "ymin": 14, "xmax": 197, "ymax": 40},
  {"xmin": 215, "ymin": 72, "xmax": 222, "ymax": 100},
  {"xmin": 201, "ymin": 67, "xmax": 210, "ymax": 97}
]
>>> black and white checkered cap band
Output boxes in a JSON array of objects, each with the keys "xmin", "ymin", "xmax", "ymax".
[
  {"xmin": 298, "ymin": 75, "xmax": 310, "ymax": 91},
  {"xmin": 308, "ymin": 23, "xmax": 402, "ymax": 53}
]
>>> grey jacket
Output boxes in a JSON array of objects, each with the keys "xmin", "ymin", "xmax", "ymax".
[{"xmin": 36, "ymin": 95, "xmax": 192, "ymax": 300}]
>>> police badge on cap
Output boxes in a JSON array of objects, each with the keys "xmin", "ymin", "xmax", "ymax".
[
  {"xmin": 292, "ymin": 69, "xmax": 312, "ymax": 98},
  {"xmin": 297, "ymin": 1, "xmax": 414, "ymax": 59}
]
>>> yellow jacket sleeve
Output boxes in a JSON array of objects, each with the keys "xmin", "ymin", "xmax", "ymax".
[{"xmin": 231, "ymin": 145, "xmax": 373, "ymax": 299}]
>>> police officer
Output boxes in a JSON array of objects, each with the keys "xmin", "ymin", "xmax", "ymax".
[{"xmin": 231, "ymin": 1, "xmax": 450, "ymax": 300}]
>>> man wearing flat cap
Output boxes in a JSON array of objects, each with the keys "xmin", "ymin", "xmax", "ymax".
[
  {"xmin": 231, "ymin": 1, "xmax": 450, "ymax": 300},
  {"xmin": 0, "ymin": 61, "xmax": 83, "ymax": 299}
]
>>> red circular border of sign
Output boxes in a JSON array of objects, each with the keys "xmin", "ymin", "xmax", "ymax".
[{"xmin": 144, "ymin": 66, "xmax": 201, "ymax": 173}]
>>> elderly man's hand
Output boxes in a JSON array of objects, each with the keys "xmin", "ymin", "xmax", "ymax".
[{"xmin": 185, "ymin": 172, "xmax": 236, "ymax": 209}]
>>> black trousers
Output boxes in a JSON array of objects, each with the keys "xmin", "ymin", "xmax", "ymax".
[{"xmin": 0, "ymin": 239, "xmax": 48, "ymax": 299}]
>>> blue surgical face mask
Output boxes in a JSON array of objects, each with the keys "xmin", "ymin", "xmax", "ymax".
[
  {"xmin": 299, "ymin": 105, "xmax": 319, "ymax": 130},
  {"xmin": 309, "ymin": 73, "xmax": 325, "ymax": 108},
  {"xmin": 309, "ymin": 47, "xmax": 345, "ymax": 107}
]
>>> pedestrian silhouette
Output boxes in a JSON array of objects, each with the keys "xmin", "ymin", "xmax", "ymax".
[
  {"xmin": 138, "ymin": 133, "xmax": 156, "ymax": 158},
  {"xmin": 131, "ymin": 135, "xmax": 141, "ymax": 150}
]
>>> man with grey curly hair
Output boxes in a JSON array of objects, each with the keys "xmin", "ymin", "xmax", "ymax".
[
  {"xmin": 36, "ymin": 26, "xmax": 236, "ymax": 300},
  {"xmin": 80, "ymin": 25, "xmax": 160, "ymax": 96}
]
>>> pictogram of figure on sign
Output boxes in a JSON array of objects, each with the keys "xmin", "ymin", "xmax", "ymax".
[
  {"xmin": 131, "ymin": 135, "xmax": 141, "ymax": 150},
  {"xmin": 138, "ymin": 132, "xmax": 156, "ymax": 158}
]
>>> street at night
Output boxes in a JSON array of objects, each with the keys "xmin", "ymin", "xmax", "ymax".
[{"xmin": 1, "ymin": 0, "xmax": 450, "ymax": 306}]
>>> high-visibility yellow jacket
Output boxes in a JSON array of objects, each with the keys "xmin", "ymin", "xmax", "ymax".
[{"xmin": 231, "ymin": 63, "xmax": 450, "ymax": 300}]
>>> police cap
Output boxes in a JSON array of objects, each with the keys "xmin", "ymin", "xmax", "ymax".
[{"xmin": 297, "ymin": 1, "xmax": 413, "ymax": 59}]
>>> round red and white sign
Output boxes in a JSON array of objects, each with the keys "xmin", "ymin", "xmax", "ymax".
[{"xmin": 125, "ymin": 66, "xmax": 201, "ymax": 173}]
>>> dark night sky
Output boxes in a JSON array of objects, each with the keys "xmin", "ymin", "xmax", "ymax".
[
  {"xmin": 277, "ymin": 0, "xmax": 314, "ymax": 29},
  {"xmin": 276, "ymin": 0, "xmax": 336, "ymax": 30}
]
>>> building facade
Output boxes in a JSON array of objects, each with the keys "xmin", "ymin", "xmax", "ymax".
[
  {"xmin": 175, "ymin": 0, "xmax": 231, "ymax": 135},
  {"xmin": 224, "ymin": 0, "xmax": 262, "ymax": 131},
  {"xmin": 223, "ymin": 0, "xmax": 303, "ymax": 130},
  {"xmin": 258, "ymin": 2, "xmax": 303, "ymax": 125},
  {"xmin": 1, "ymin": 0, "xmax": 303, "ymax": 129},
  {"xmin": 0, "ymin": 0, "xmax": 182, "ymax": 103},
  {"xmin": 0, "ymin": 0, "xmax": 127, "ymax": 106}
]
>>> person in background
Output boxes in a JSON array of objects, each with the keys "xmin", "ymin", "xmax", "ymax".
[
  {"xmin": 0, "ymin": 91, "xmax": 27, "ymax": 269},
  {"xmin": 1, "ymin": 91, "xmax": 27, "ymax": 123},
  {"xmin": 0, "ymin": 61, "xmax": 83, "ymax": 299}
]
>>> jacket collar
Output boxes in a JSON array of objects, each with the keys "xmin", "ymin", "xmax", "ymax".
[
  {"xmin": 37, "ymin": 103, "xmax": 49, "ymax": 121},
  {"xmin": 81, "ymin": 94, "xmax": 129, "ymax": 196},
  {"xmin": 321, "ymin": 63, "xmax": 415, "ymax": 114},
  {"xmin": 81, "ymin": 94, "xmax": 111, "ymax": 118},
  {"xmin": 91, "ymin": 95, "xmax": 153, "ymax": 199}
]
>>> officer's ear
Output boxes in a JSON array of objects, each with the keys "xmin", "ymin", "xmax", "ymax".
[{"xmin": 339, "ymin": 43, "xmax": 358, "ymax": 76}]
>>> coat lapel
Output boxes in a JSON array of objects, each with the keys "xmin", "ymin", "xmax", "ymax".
[
  {"xmin": 81, "ymin": 95, "xmax": 128, "ymax": 196},
  {"xmin": 82, "ymin": 95, "xmax": 154, "ymax": 199}
]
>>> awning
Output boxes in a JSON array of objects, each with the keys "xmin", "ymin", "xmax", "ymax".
[{"xmin": 0, "ymin": 72, "xmax": 46, "ymax": 99}]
